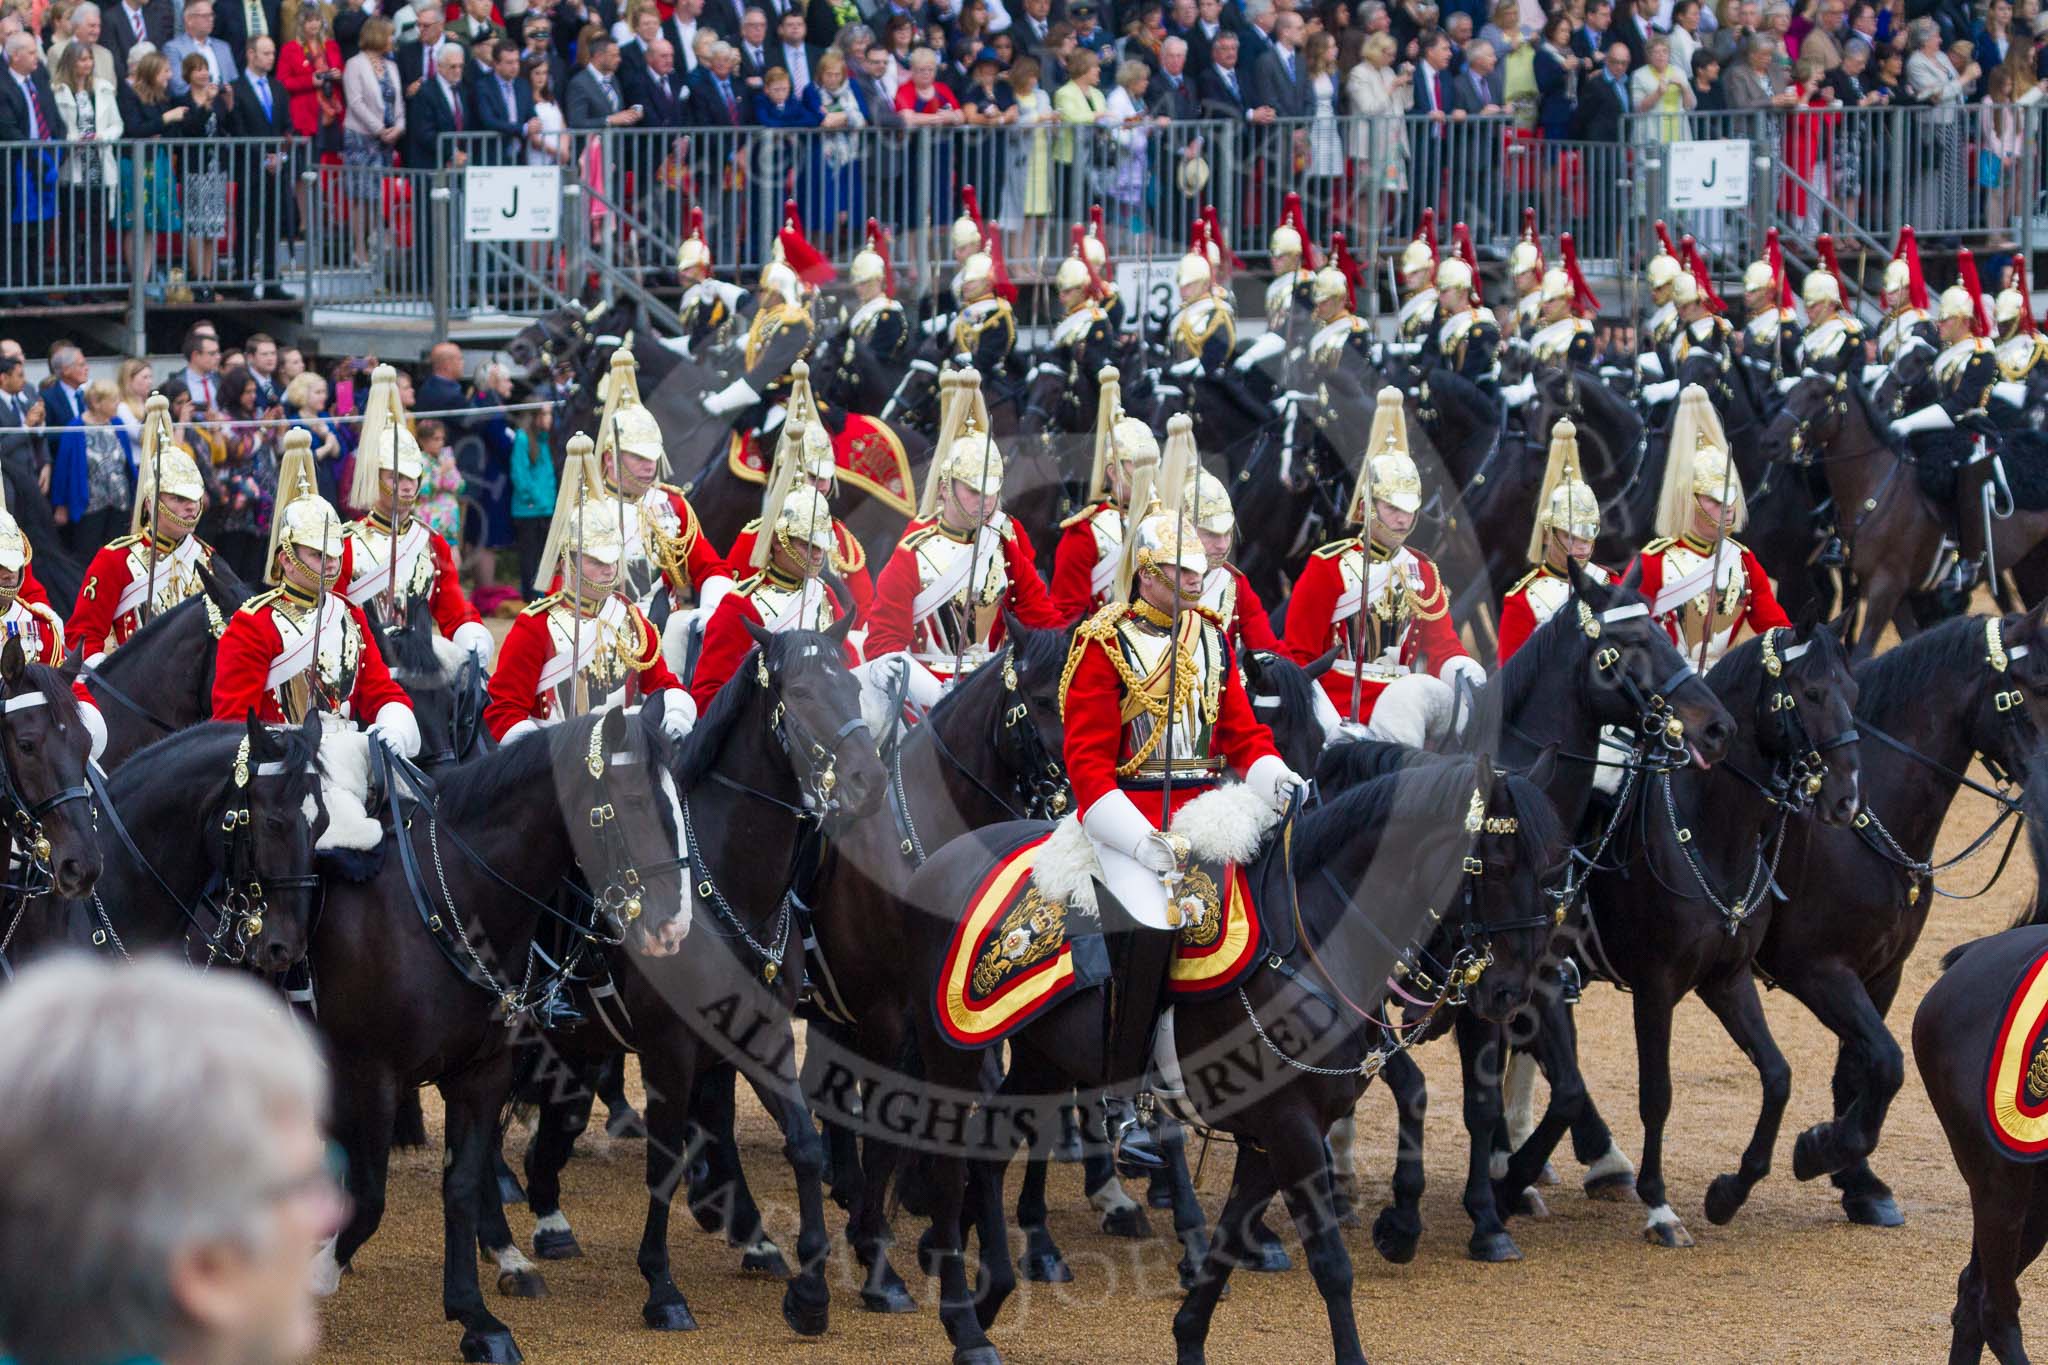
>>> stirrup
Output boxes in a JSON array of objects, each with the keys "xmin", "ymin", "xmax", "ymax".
[
  {"xmin": 1103, "ymin": 1094, "xmax": 1166, "ymax": 1176},
  {"xmin": 1558, "ymin": 956, "xmax": 1583, "ymax": 1006},
  {"xmin": 535, "ymin": 983, "xmax": 585, "ymax": 1031}
]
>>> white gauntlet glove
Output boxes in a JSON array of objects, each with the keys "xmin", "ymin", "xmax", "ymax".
[
  {"xmin": 1245, "ymin": 753, "xmax": 1307, "ymax": 815},
  {"xmin": 368, "ymin": 701, "xmax": 421, "ymax": 759},
  {"xmin": 658, "ymin": 688, "xmax": 698, "ymax": 740},
  {"xmin": 703, "ymin": 378, "xmax": 759, "ymax": 416},
  {"xmin": 452, "ymin": 619, "xmax": 495, "ymax": 668}
]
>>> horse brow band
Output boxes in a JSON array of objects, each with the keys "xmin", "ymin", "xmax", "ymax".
[
  {"xmin": 1599, "ymin": 604, "xmax": 1650, "ymax": 624},
  {"xmin": 1251, "ymin": 694, "xmax": 1280, "ymax": 707},
  {"xmin": 2, "ymin": 694, "xmax": 47, "ymax": 713},
  {"xmin": 610, "ymin": 752, "xmax": 644, "ymax": 767},
  {"xmin": 2014, "ymin": 645, "xmax": 2032, "ymax": 660},
  {"xmin": 1784, "ymin": 642, "xmax": 1811, "ymax": 661}
]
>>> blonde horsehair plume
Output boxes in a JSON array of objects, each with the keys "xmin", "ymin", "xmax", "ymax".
[
  {"xmin": 1156, "ymin": 412, "xmax": 1196, "ymax": 521},
  {"xmin": 537, "ymin": 432, "xmax": 606, "ymax": 585},
  {"xmin": 347, "ymin": 363, "xmax": 406, "ymax": 512},
  {"xmin": 751, "ymin": 430, "xmax": 807, "ymax": 571},
  {"xmin": 1528, "ymin": 417, "xmax": 1582, "ymax": 563},
  {"xmin": 132, "ymin": 392, "xmax": 176, "ymax": 538},
  {"xmin": 1657, "ymin": 384, "xmax": 1745, "ymax": 538},
  {"xmin": 1348, "ymin": 387, "xmax": 1409, "ymax": 524},
  {"xmin": 1085, "ymin": 365, "xmax": 1123, "ymax": 504},
  {"xmin": 265, "ymin": 429, "xmax": 320, "ymax": 586},
  {"xmin": 595, "ymin": 345, "xmax": 644, "ymax": 471},
  {"xmin": 918, "ymin": 369, "xmax": 973, "ymax": 520}
]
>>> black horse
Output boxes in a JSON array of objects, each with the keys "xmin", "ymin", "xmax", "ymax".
[
  {"xmin": 510, "ymin": 622, "xmax": 884, "ymax": 1340},
  {"xmin": 81, "ymin": 568, "xmax": 249, "ymax": 767},
  {"xmin": 0, "ymin": 639, "xmax": 106, "ymax": 954},
  {"xmin": 309, "ymin": 706, "xmax": 693, "ymax": 1365}
]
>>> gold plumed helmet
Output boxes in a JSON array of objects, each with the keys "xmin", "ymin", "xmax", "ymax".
[
  {"xmin": 1055, "ymin": 254, "xmax": 1092, "ymax": 293},
  {"xmin": 1399, "ymin": 238, "xmax": 1434, "ymax": 278},
  {"xmin": 1187, "ymin": 468, "xmax": 1235, "ymax": 536},
  {"xmin": 1119, "ymin": 509, "xmax": 1207, "ymax": 601},
  {"xmin": 133, "ymin": 393, "xmax": 207, "ymax": 539},
  {"xmin": 1509, "ymin": 240, "xmax": 1542, "ymax": 277},
  {"xmin": 951, "ymin": 212, "xmax": 983, "ymax": 254},
  {"xmin": 678, "ymin": 233, "xmax": 711, "ymax": 275},
  {"xmin": 1085, "ymin": 367, "xmax": 1160, "ymax": 506},
  {"xmin": 1743, "ymin": 258, "xmax": 1775, "ymax": 294},
  {"xmin": 1270, "ymin": 222, "xmax": 1303, "ymax": 260},
  {"xmin": 595, "ymin": 346, "xmax": 665, "ymax": 477},
  {"xmin": 1528, "ymin": 418, "xmax": 1600, "ymax": 562},
  {"xmin": 537, "ymin": 434, "xmax": 623, "ymax": 585},
  {"xmin": 1882, "ymin": 257, "xmax": 1911, "ymax": 294},
  {"xmin": 1177, "ymin": 249, "xmax": 1213, "ymax": 292},
  {"xmin": 776, "ymin": 485, "xmax": 838, "ymax": 557},
  {"xmin": 959, "ymin": 249, "xmax": 995, "ymax": 294},
  {"xmin": 348, "ymin": 363, "xmax": 427, "ymax": 513},
  {"xmin": 1997, "ymin": 288, "xmax": 2028, "ymax": 328},
  {"xmin": 760, "ymin": 260, "xmax": 801, "ymax": 302},
  {"xmin": 1435, "ymin": 257, "xmax": 1473, "ymax": 294},
  {"xmin": 850, "ymin": 242, "xmax": 887, "ymax": 287},
  {"xmin": 1647, "ymin": 249, "xmax": 1682, "ymax": 292},
  {"xmin": 1658, "ymin": 385, "xmax": 1745, "ymax": 538},
  {"xmin": 1539, "ymin": 267, "xmax": 1573, "ymax": 303},
  {"xmin": 1802, "ymin": 269, "xmax": 1842, "ymax": 309},
  {"xmin": 1348, "ymin": 387, "xmax": 1422, "ymax": 522},
  {"xmin": 1940, "ymin": 283, "xmax": 1978, "ymax": 323},
  {"xmin": 917, "ymin": 368, "xmax": 1006, "ymax": 518},
  {"xmin": 266, "ymin": 429, "xmax": 345, "ymax": 584}
]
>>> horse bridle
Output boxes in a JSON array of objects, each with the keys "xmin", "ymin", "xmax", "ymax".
[
  {"xmin": 1779, "ymin": 373, "xmax": 1852, "ymax": 469},
  {"xmin": 575, "ymin": 721, "xmax": 689, "ymax": 943},
  {"xmin": 1753, "ymin": 627, "xmax": 1862, "ymax": 812},
  {"xmin": 0, "ymin": 687, "xmax": 94, "ymax": 900},
  {"xmin": 754, "ymin": 645, "xmax": 873, "ymax": 820}
]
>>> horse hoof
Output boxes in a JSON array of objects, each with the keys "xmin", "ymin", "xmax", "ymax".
[
  {"xmin": 459, "ymin": 1329, "xmax": 523, "ymax": 1363},
  {"xmin": 605, "ymin": 1104, "xmax": 646, "ymax": 1140},
  {"xmin": 1702, "ymin": 1174, "xmax": 1747, "ymax": 1227},
  {"xmin": 1584, "ymin": 1171, "xmax": 1638, "ymax": 1203},
  {"xmin": 741, "ymin": 1247, "xmax": 791, "ymax": 1277},
  {"xmin": 1246, "ymin": 1239, "xmax": 1292, "ymax": 1273},
  {"xmin": 860, "ymin": 1281, "xmax": 919, "ymax": 1313},
  {"xmin": 782, "ymin": 1282, "xmax": 830, "ymax": 1337},
  {"xmin": 1643, "ymin": 1209, "xmax": 1695, "ymax": 1249},
  {"xmin": 1791, "ymin": 1127, "xmax": 1838, "ymax": 1182},
  {"xmin": 1100, "ymin": 1206, "xmax": 1152, "ymax": 1239},
  {"xmin": 1468, "ymin": 1232, "xmax": 1522, "ymax": 1263},
  {"xmin": 1537, "ymin": 1161, "xmax": 1560, "ymax": 1187},
  {"xmin": 496, "ymin": 1269, "xmax": 548, "ymax": 1299},
  {"xmin": 496, "ymin": 1172, "xmax": 527, "ymax": 1207},
  {"xmin": 1843, "ymin": 1192, "xmax": 1906, "ymax": 1228},
  {"xmin": 1371, "ymin": 1210, "xmax": 1420, "ymax": 1265},
  {"xmin": 532, "ymin": 1227, "xmax": 582, "ymax": 1261},
  {"xmin": 953, "ymin": 1346, "xmax": 1004, "ymax": 1365},
  {"xmin": 642, "ymin": 1301, "xmax": 698, "ymax": 1332},
  {"xmin": 1517, "ymin": 1187, "xmax": 1551, "ymax": 1219},
  {"xmin": 1020, "ymin": 1249, "xmax": 1074, "ymax": 1283}
]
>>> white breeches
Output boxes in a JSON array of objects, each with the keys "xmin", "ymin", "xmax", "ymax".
[{"xmin": 1361, "ymin": 673, "xmax": 1456, "ymax": 749}]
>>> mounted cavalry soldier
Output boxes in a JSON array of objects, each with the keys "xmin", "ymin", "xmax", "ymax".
[
  {"xmin": 1298, "ymin": 239, "xmax": 1376, "ymax": 440},
  {"xmin": 1419, "ymin": 247, "xmax": 1500, "ymax": 396},
  {"xmin": 1500, "ymin": 236, "xmax": 1601, "ymax": 406},
  {"xmin": 1642, "ymin": 255, "xmax": 1733, "ymax": 411},
  {"xmin": 592, "ymin": 348, "xmax": 737, "ymax": 651},
  {"xmin": 1082, "ymin": 207, "xmax": 1126, "ymax": 334},
  {"xmin": 1638, "ymin": 224, "xmax": 1684, "ymax": 381},
  {"xmin": 1180, "ymin": 456, "xmax": 1281, "ymax": 656},
  {"xmin": 1631, "ymin": 385, "xmax": 1790, "ymax": 669},
  {"xmin": 675, "ymin": 207, "xmax": 749, "ymax": 359},
  {"xmin": 1389, "ymin": 211, "xmax": 1439, "ymax": 354},
  {"xmin": 863, "ymin": 370, "xmax": 1065, "ymax": 704},
  {"xmin": 335, "ymin": 365, "xmax": 495, "ymax": 669},
  {"xmin": 1875, "ymin": 224, "xmax": 1937, "ymax": 370},
  {"xmin": 68, "ymin": 392, "xmax": 214, "ymax": 663},
  {"xmin": 1889, "ymin": 257, "xmax": 2003, "ymax": 587},
  {"xmin": 1167, "ymin": 244, "xmax": 1235, "ymax": 384},
  {"xmin": 1498, "ymin": 417, "xmax": 1607, "ymax": 663},
  {"xmin": 831, "ymin": 219, "xmax": 909, "ymax": 401},
  {"xmin": 1265, "ymin": 192, "xmax": 1317, "ymax": 340},
  {"xmin": 0, "ymin": 495, "xmax": 107, "ymax": 759},
  {"xmin": 725, "ymin": 365, "xmax": 874, "ymax": 622},
  {"xmin": 689, "ymin": 477, "xmax": 858, "ymax": 711},
  {"xmin": 702, "ymin": 243, "xmax": 817, "ymax": 426},
  {"xmin": 1739, "ymin": 229, "xmax": 1801, "ymax": 378},
  {"xmin": 1284, "ymin": 388, "xmax": 1483, "ymax": 743},
  {"xmin": 485, "ymin": 433, "xmax": 695, "ymax": 745},
  {"xmin": 1992, "ymin": 270, "xmax": 2048, "ymax": 410},
  {"xmin": 1508, "ymin": 209, "xmax": 1545, "ymax": 342},
  {"xmin": 1794, "ymin": 237, "xmax": 1865, "ymax": 383},
  {"xmin": 213, "ymin": 431, "xmax": 417, "ymax": 847},
  {"xmin": 948, "ymin": 242, "xmax": 1018, "ymax": 377},
  {"xmin": 1058, "ymin": 454, "xmax": 1304, "ymax": 1165},
  {"xmin": 1041, "ymin": 227, "xmax": 1117, "ymax": 426},
  {"xmin": 1054, "ymin": 371, "xmax": 1163, "ymax": 621}
]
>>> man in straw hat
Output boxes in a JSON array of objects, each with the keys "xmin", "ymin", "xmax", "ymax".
[
  {"xmin": 1057, "ymin": 423, "xmax": 1305, "ymax": 1161},
  {"xmin": 863, "ymin": 370, "xmax": 1063, "ymax": 702},
  {"xmin": 1629, "ymin": 384, "xmax": 1789, "ymax": 668},
  {"xmin": 214, "ymin": 431, "xmax": 417, "ymax": 849},
  {"xmin": 1498, "ymin": 418, "xmax": 1608, "ymax": 663},
  {"xmin": 1053, "ymin": 369, "xmax": 1163, "ymax": 621},
  {"xmin": 484, "ymin": 433, "xmax": 696, "ymax": 745},
  {"xmin": 67, "ymin": 392, "xmax": 214, "ymax": 663},
  {"xmin": 1284, "ymin": 388, "xmax": 1483, "ymax": 744},
  {"xmin": 689, "ymin": 478, "xmax": 858, "ymax": 711},
  {"xmin": 335, "ymin": 364, "xmax": 494, "ymax": 670},
  {"xmin": 589, "ymin": 348, "xmax": 736, "ymax": 632},
  {"xmin": 724, "ymin": 377, "xmax": 874, "ymax": 623}
]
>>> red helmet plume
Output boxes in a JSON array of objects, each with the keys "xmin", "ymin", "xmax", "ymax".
[
  {"xmin": 1560, "ymin": 232, "xmax": 1600, "ymax": 315},
  {"xmin": 1680, "ymin": 234, "xmax": 1725, "ymax": 314},
  {"xmin": 777, "ymin": 198, "xmax": 833, "ymax": 285},
  {"xmin": 1283, "ymin": 192, "xmax": 1321, "ymax": 269},
  {"xmin": 1892, "ymin": 225, "xmax": 1929, "ymax": 312}
]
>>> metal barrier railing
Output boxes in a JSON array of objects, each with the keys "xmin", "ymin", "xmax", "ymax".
[{"xmin": 3, "ymin": 103, "xmax": 2043, "ymax": 347}]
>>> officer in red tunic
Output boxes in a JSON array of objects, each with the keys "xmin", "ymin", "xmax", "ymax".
[
  {"xmin": 1171, "ymin": 446, "xmax": 1282, "ymax": 656},
  {"xmin": 862, "ymin": 368, "xmax": 1065, "ymax": 709},
  {"xmin": 212, "ymin": 432, "xmax": 417, "ymax": 849},
  {"xmin": 1498, "ymin": 418, "xmax": 1609, "ymax": 663},
  {"xmin": 1051, "ymin": 368, "xmax": 1161, "ymax": 622},
  {"xmin": 1629, "ymin": 385, "xmax": 1790, "ymax": 668},
  {"xmin": 1060, "ymin": 504, "xmax": 1303, "ymax": 1168},
  {"xmin": 67, "ymin": 393, "xmax": 214, "ymax": 663},
  {"xmin": 689, "ymin": 481, "xmax": 856, "ymax": 712},
  {"xmin": 722, "ymin": 362, "xmax": 874, "ymax": 624},
  {"xmin": 1284, "ymin": 387, "xmax": 1484, "ymax": 743},
  {"xmin": 485, "ymin": 434, "xmax": 695, "ymax": 744},
  {"xmin": 335, "ymin": 364, "xmax": 494, "ymax": 667},
  {"xmin": 0, "ymin": 502, "xmax": 107, "ymax": 758}
]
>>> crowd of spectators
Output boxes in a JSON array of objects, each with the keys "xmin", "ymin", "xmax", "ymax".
[
  {"xmin": 0, "ymin": 328, "xmax": 545, "ymax": 609},
  {"xmin": 0, "ymin": 0, "xmax": 2042, "ymax": 295}
]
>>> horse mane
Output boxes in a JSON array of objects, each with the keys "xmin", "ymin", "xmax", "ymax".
[
  {"xmin": 1853, "ymin": 614, "xmax": 1983, "ymax": 726},
  {"xmin": 117, "ymin": 719, "xmax": 319, "ymax": 802},
  {"xmin": 93, "ymin": 589, "xmax": 208, "ymax": 666},
  {"xmin": 1843, "ymin": 372, "xmax": 1895, "ymax": 449},
  {"xmin": 376, "ymin": 596, "xmax": 453, "ymax": 682},
  {"xmin": 1458, "ymin": 594, "xmax": 1584, "ymax": 746},
  {"xmin": 1244, "ymin": 647, "xmax": 1322, "ymax": 726},
  {"xmin": 1294, "ymin": 751, "xmax": 1566, "ymax": 887},
  {"xmin": 1568, "ymin": 365, "xmax": 1642, "ymax": 437},
  {"xmin": 438, "ymin": 710, "xmax": 600, "ymax": 823},
  {"xmin": 670, "ymin": 628, "xmax": 848, "ymax": 788},
  {"xmin": 1702, "ymin": 627, "xmax": 1772, "ymax": 700},
  {"xmin": 18, "ymin": 662, "xmax": 83, "ymax": 725},
  {"xmin": 924, "ymin": 622, "xmax": 1074, "ymax": 733}
]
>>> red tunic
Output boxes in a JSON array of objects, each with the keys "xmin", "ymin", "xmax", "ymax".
[
  {"xmin": 687, "ymin": 576, "xmax": 857, "ymax": 712},
  {"xmin": 0, "ymin": 598, "xmax": 97, "ymax": 711},
  {"xmin": 483, "ymin": 594, "xmax": 683, "ymax": 741},
  {"xmin": 67, "ymin": 536, "xmax": 218, "ymax": 654},
  {"xmin": 1283, "ymin": 538, "xmax": 1469, "ymax": 720},
  {"xmin": 863, "ymin": 515, "xmax": 1067, "ymax": 660},
  {"xmin": 211, "ymin": 590, "xmax": 410, "ymax": 725},
  {"xmin": 16, "ymin": 564, "xmax": 50, "ymax": 611},
  {"xmin": 1627, "ymin": 536, "xmax": 1790, "ymax": 661},
  {"xmin": 724, "ymin": 517, "xmax": 875, "ymax": 625},
  {"xmin": 1050, "ymin": 500, "xmax": 1120, "ymax": 623},
  {"xmin": 335, "ymin": 520, "xmax": 482, "ymax": 638},
  {"xmin": 1209, "ymin": 563, "xmax": 1283, "ymax": 656},
  {"xmin": 1061, "ymin": 603, "xmax": 1280, "ymax": 825},
  {"xmin": 1495, "ymin": 562, "xmax": 1613, "ymax": 664},
  {"xmin": 649, "ymin": 484, "xmax": 736, "ymax": 597}
]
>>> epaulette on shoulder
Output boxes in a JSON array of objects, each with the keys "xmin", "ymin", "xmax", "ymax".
[
  {"xmin": 520, "ymin": 592, "xmax": 563, "ymax": 617},
  {"xmin": 1060, "ymin": 499, "xmax": 1115, "ymax": 531},
  {"xmin": 1310, "ymin": 537, "xmax": 1361, "ymax": 560},
  {"xmin": 1641, "ymin": 536, "xmax": 1677, "ymax": 555},
  {"xmin": 239, "ymin": 587, "xmax": 285, "ymax": 615},
  {"xmin": 901, "ymin": 522, "xmax": 942, "ymax": 551},
  {"xmin": 834, "ymin": 523, "xmax": 866, "ymax": 573},
  {"xmin": 739, "ymin": 517, "xmax": 763, "ymax": 535},
  {"xmin": 106, "ymin": 533, "xmax": 143, "ymax": 551},
  {"xmin": 1076, "ymin": 600, "xmax": 1126, "ymax": 643},
  {"xmin": 1506, "ymin": 565, "xmax": 1547, "ymax": 597}
]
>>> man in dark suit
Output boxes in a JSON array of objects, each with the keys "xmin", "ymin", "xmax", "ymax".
[
  {"xmin": 1150, "ymin": 35, "xmax": 1201, "ymax": 117},
  {"xmin": 105, "ymin": 0, "xmax": 174, "ymax": 76},
  {"xmin": 1409, "ymin": 27, "xmax": 1456, "ymax": 224},
  {"xmin": 224, "ymin": 34, "xmax": 297, "ymax": 298},
  {"xmin": 1571, "ymin": 0, "xmax": 1614, "ymax": 61},
  {"xmin": 735, "ymin": 6, "xmax": 771, "ymax": 92},
  {"xmin": 406, "ymin": 43, "xmax": 474, "ymax": 168},
  {"xmin": 39, "ymin": 344, "xmax": 91, "ymax": 434},
  {"xmin": 1571, "ymin": 43, "xmax": 1632, "ymax": 243},
  {"xmin": 1184, "ymin": 0, "xmax": 1226, "ymax": 81},
  {"xmin": 1249, "ymin": 8, "xmax": 1308, "ymax": 114},
  {"xmin": 397, "ymin": 4, "xmax": 467, "ymax": 100},
  {"xmin": 624, "ymin": 38, "xmax": 691, "ymax": 124},
  {"xmin": 476, "ymin": 38, "xmax": 539, "ymax": 163},
  {"xmin": 567, "ymin": 35, "xmax": 645, "ymax": 129},
  {"xmin": 212, "ymin": 0, "xmax": 282, "ymax": 70},
  {"xmin": 772, "ymin": 9, "xmax": 824, "ymax": 93},
  {"xmin": 0, "ymin": 356, "xmax": 49, "ymax": 489},
  {"xmin": 0, "ymin": 35, "xmax": 60, "ymax": 290},
  {"xmin": 1451, "ymin": 38, "xmax": 1503, "ymax": 229},
  {"xmin": 687, "ymin": 39, "xmax": 748, "ymax": 126},
  {"xmin": 662, "ymin": 0, "xmax": 707, "ymax": 74},
  {"xmin": 1196, "ymin": 27, "xmax": 1253, "ymax": 117},
  {"xmin": 1015, "ymin": 0, "xmax": 1056, "ymax": 60}
]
